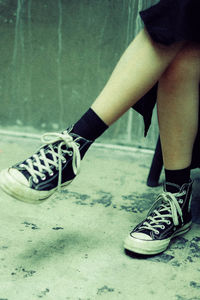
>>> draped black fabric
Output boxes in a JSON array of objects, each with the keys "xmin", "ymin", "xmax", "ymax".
[
  {"xmin": 132, "ymin": 0, "xmax": 200, "ymax": 168},
  {"xmin": 140, "ymin": 0, "xmax": 200, "ymax": 45}
]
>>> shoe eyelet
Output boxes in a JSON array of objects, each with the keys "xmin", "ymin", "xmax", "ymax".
[
  {"xmin": 161, "ymin": 225, "xmax": 165, "ymax": 230},
  {"xmin": 49, "ymin": 171, "xmax": 54, "ymax": 176},
  {"xmin": 167, "ymin": 220, "xmax": 171, "ymax": 225},
  {"xmin": 155, "ymin": 230, "xmax": 159, "ymax": 235},
  {"xmin": 62, "ymin": 159, "xmax": 67, "ymax": 164},
  {"xmin": 179, "ymin": 199, "xmax": 184, "ymax": 204},
  {"xmin": 33, "ymin": 178, "xmax": 39, "ymax": 184},
  {"xmin": 68, "ymin": 151, "xmax": 73, "ymax": 156},
  {"xmin": 41, "ymin": 175, "xmax": 46, "ymax": 181}
]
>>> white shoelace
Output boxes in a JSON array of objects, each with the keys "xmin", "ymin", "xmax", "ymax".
[
  {"xmin": 139, "ymin": 191, "xmax": 186, "ymax": 234},
  {"xmin": 20, "ymin": 131, "xmax": 81, "ymax": 188}
]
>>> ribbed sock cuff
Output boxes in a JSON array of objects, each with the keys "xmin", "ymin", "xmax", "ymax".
[
  {"xmin": 164, "ymin": 166, "xmax": 191, "ymax": 192},
  {"xmin": 72, "ymin": 108, "xmax": 108, "ymax": 141}
]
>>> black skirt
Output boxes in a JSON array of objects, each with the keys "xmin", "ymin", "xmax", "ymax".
[
  {"xmin": 140, "ymin": 0, "xmax": 200, "ymax": 45},
  {"xmin": 132, "ymin": 0, "xmax": 200, "ymax": 168}
]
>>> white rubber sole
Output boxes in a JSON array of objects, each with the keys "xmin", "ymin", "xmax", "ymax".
[
  {"xmin": 0, "ymin": 168, "xmax": 73, "ymax": 204},
  {"xmin": 124, "ymin": 221, "xmax": 192, "ymax": 255}
]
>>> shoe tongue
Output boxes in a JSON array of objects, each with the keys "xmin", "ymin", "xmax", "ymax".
[
  {"xmin": 164, "ymin": 182, "xmax": 181, "ymax": 193},
  {"xmin": 150, "ymin": 183, "xmax": 180, "ymax": 218}
]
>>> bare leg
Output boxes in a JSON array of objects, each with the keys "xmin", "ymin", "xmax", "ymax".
[
  {"xmin": 157, "ymin": 43, "xmax": 200, "ymax": 170},
  {"xmin": 91, "ymin": 29, "xmax": 185, "ymax": 126}
]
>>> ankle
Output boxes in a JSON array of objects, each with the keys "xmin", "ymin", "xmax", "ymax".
[
  {"xmin": 72, "ymin": 108, "xmax": 108, "ymax": 141},
  {"xmin": 164, "ymin": 166, "xmax": 191, "ymax": 192}
]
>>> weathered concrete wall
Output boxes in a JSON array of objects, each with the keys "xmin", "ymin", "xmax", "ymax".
[{"xmin": 0, "ymin": 0, "xmax": 159, "ymax": 149}]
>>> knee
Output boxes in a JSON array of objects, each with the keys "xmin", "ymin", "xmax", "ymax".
[{"xmin": 163, "ymin": 43, "xmax": 200, "ymax": 83}]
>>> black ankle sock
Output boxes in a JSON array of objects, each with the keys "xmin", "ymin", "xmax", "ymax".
[
  {"xmin": 165, "ymin": 166, "xmax": 191, "ymax": 192},
  {"xmin": 71, "ymin": 108, "xmax": 108, "ymax": 141}
]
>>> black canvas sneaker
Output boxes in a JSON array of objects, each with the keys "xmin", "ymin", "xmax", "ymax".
[
  {"xmin": 0, "ymin": 127, "xmax": 92, "ymax": 204},
  {"xmin": 124, "ymin": 181, "xmax": 193, "ymax": 255}
]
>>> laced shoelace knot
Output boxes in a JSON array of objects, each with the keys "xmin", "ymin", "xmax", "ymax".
[
  {"xmin": 136, "ymin": 190, "xmax": 186, "ymax": 235},
  {"xmin": 19, "ymin": 131, "xmax": 81, "ymax": 189}
]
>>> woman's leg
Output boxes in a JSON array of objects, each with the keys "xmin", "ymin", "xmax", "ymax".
[
  {"xmin": 157, "ymin": 43, "xmax": 200, "ymax": 171},
  {"xmin": 91, "ymin": 29, "xmax": 185, "ymax": 126},
  {"xmin": 72, "ymin": 29, "xmax": 185, "ymax": 143},
  {"xmin": 124, "ymin": 43, "xmax": 200, "ymax": 255}
]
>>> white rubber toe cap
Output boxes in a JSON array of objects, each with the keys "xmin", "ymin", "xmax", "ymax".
[
  {"xmin": 131, "ymin": 232, "xmax": 153, "ymax": 241},
  {"xmin": 8, "ymin": 168, "xmax": 29, "ymax": 187}
]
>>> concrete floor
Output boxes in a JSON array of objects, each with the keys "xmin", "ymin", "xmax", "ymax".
[{"xmin": 0, "ymin": 134, "xmax": 200, "ymax": 300}]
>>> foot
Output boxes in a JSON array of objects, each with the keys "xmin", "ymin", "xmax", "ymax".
[
  {"xmin": 124, "ymin": 181, "xmax": 193, "ymax": 255},
  {"xmin": 0, "ymin": 127, "xmax": 92, "ymax": 204}
]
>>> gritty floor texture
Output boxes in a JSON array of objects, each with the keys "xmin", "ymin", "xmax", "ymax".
[{"xmin": 0, "ymin": 134, "xmax": 200, "ymax": 300}]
